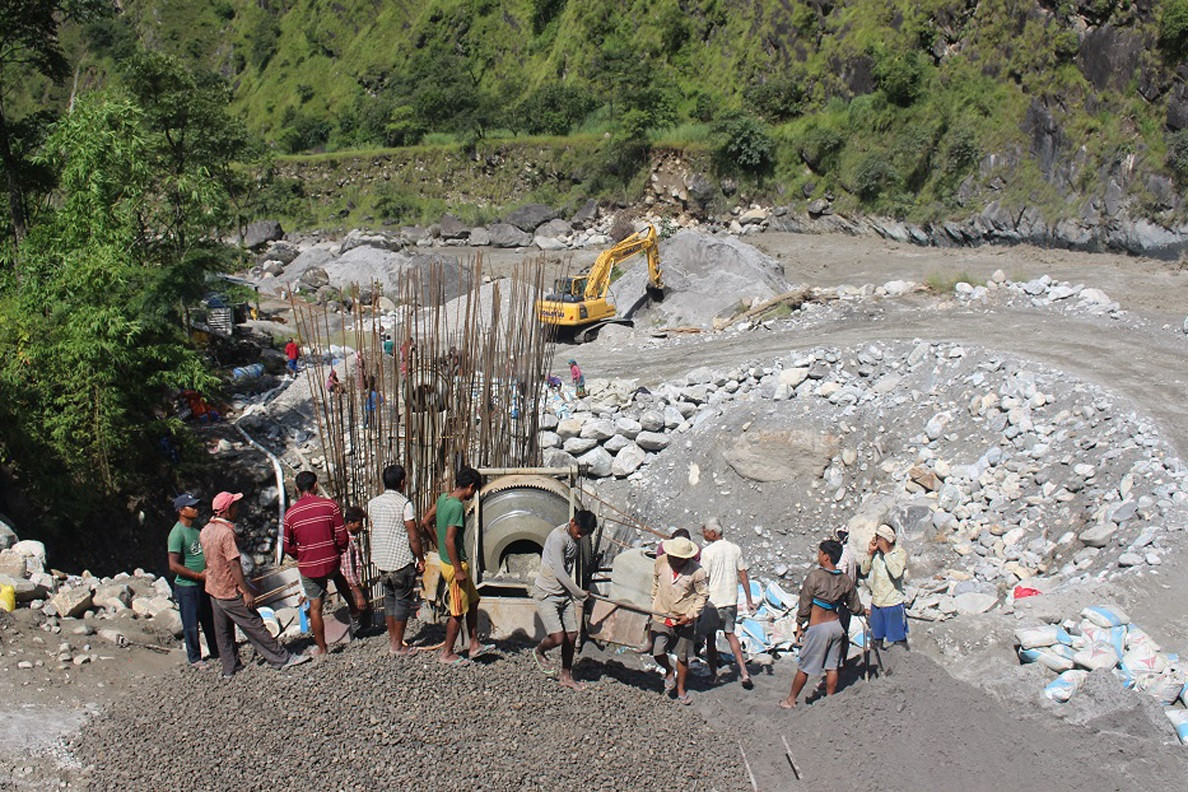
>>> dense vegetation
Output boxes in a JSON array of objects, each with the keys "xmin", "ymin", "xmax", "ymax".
[
  {"xmin": 0, "ymin": 3, "xmax": 256, "ymax": 556},
  {"xmin": 9, "ymin": 0, "xmax": 1185, "ymax": 227}
]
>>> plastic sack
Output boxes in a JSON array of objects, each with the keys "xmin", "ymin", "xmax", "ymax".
[
  {"xmin": 1081, "ymin": 622, "xmax": 1127, "ymax": 656},
  {"xmin": 1135, "ymin": 670, "xmax": 1186, "ymax": 706},
  {"xmin": 1082, "ymin": 605, "xmax": 1129, "ymax": 628},
  {"xmin": 1125, "ymin": 626, "xmax": 1162, "ymax": 653},
  {"xmin": 1165, "ymin": 709, "xmax": 1188, "ymax": 745},
  {"xmin": 1045, "ymin": 669, "xmax": 1089, "ymax": 702},
  {"xmin": 0, "ymin": 584, "xmax": 14, "ymax": 613},
  {"xmin": 1022, "ymin": 646, "xmax": 1075, "ymax": 673},
  {"xmin": 1121, "ymin": 645, "xmax": 1169, "ymax": 678},
  {"xmin": 1016, "ymin": 624, "xmax": 1071, "ymax": 649},
  {"xmin": 1073, "ymin": 641, "xmax": 1121, "ymax": 672}
]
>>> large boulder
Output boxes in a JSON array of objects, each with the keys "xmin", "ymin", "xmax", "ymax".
[
  {"xmin": 468, "ymin": 227, "xmax": 491, "ymax": 246},
  {"xmin": 504, "ymin": 203, "xmax": 559, "ymax": 232},
  {"xmin": 577, "ymin": 446, "xmax": 614, "ymax": 478},
  {"xmin": 241, "ymin": 220, "xmax": 284, "ymax": 249},
  {"xmin": 0, "ymin": 572, "xmax": 43, "ymax": 602},
  {"xmin": 0, "ymin": 514, "xmax": 16, "ymax": 550},
  {"xmin": 0, "ymin": 550, "xmax": 26, "ymax": 578},
  {"xmin": 93, "ymin": 583, "xmax": 133, "ymax": 611},
  {"xmin": 438, "ymin": 214, "xmax": 471, "ymax": 240},
  {"xmin": 611, "ymin": 443, "xmax": 647, "ymax": 477},
  {"xmin": 49, "ymin": 587, "xmax": 94, "ymax": 618},
  {"xmin": 635, "ymin": 431, "xmax": 671, "ymax": 452},
  {"xmin": 11, "ymin": 540, "xmax": 46, "ymax": 574},
  {"xmin": 487, "ymin": 223, "xmax": 533, "ymax": 248},
  {"xmin": 261, "ymin": 240, "xmax": 300, "ymax": 265},
  {"xmin": 535, "ymin": 218, "xmax": 572, "ymax": 239},
  {"xmin": 571, "ymin": 199, "xmax": 598, "ymax": 226}
]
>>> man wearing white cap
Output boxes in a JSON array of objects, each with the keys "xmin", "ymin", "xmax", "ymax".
[
  {"xmin": 200, "ymin": 491, "xmax": 310, "ymax": 678},
  {"xmin": 860, "ymin": 524, "xmax": 908, "ymax": 649},
  {"xmin": 649, "ymin": 535, "xmax": 708, "ymax": 705},
  {"xmin": 698, "ymin": 519, "xmax": 756, "ymax": 688}
]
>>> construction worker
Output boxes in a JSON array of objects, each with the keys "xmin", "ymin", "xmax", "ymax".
[
  {"xmin": 861, "ymin": 524, "xmax": 908, "ymax": 650},
  {"xmin": 283, "ymin": 471, "xmax": 359, "ymax": 658},
  {"xmin": 368, "ymin": 464, "xmax": 424, "ymax": 656},
  {"xmin": 423, "ymin": 467, "xmax": 495, "ymax": 665},
  {"xmin": 532, "ymin": 509, "xmax": 597, "ymax": 691},
  {"xmin": 201, "ymin": 491, "xmax": 309, "ymax": 678},
  {"xmin": 284, "ymin": 338, "xmax": 300, "ymax": 378},
  {"xmin": 780, "ymin": 540, "xmax": 864, "ymax": 709},
  {"xmin": 698, "ymin": 518, "xmax": 756, "ymax": 688},
  {"xmin": 650, "ymin": 536, "xmax": 708, "ymax": 706},
  {"xmin": 568, "ymin": 358, "xmax": 587, "ymax": 398},
  {"xmin": 166, "ymin": 493, "xmax": 219, "ymax": 669}
]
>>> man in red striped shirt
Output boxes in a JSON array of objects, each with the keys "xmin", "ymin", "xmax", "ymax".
[{"xmin": 283, "ymin": 471, "xmax": 358, "ymax": 657}]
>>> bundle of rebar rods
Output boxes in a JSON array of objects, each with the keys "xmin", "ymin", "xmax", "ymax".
[{"xmin": 291, "ymin": 255, "xmax": 555, "ymax": 595}]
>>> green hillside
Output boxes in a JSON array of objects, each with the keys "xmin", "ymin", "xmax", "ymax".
[{"xmin": 21, "ymin": 0, "xmax": 1188, "ymax": 224}]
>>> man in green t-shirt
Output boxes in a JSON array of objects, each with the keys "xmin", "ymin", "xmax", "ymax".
[
  {"xmin": 422, "ymin": 467, "xmax": 493, "ymax": 664},
  {"xmin": 167, "ymin": 493, "xmax": 220, "ymax": 668}
]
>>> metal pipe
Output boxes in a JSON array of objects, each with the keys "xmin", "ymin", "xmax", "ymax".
[{"xmin": 233, "ymin": 423, "xmax": 288, "ymax": 565}]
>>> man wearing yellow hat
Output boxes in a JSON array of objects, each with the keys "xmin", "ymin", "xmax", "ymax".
[{"xmin": 649, "ymin": 535, "xmax": 708, "ymax": 705}]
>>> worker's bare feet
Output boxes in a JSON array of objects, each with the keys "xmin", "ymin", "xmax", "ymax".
[
  {"xmin": 740, "ymin": 674, "xmax": 754, "ymax": 690},
  {"xmin": 389, "ymin": 645, "xmax": 413, "ymax": 656},
  {"xmin": 778, "ymin": 696, "xmax": 797, "ymax": 710},
  {"xmin": 558, "ymin": 673, "xmax": 587, "ymax": 691}
]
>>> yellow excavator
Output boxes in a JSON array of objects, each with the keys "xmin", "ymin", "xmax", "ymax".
[{"xmin": 536, "ymin": 223, "xmax": 664, "ymax": 343}]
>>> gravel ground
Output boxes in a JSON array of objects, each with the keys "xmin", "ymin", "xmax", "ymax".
[
  {"xmin": 68, "ymin": 627, "xmax": 745, "ymax": 791},
  {"xmin": 696, "ymin": 650, "xmax": 1188, "ymax": 791}
]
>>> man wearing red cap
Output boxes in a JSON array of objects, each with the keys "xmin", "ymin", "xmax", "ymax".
[{"xmin": 201, "ymin": 491, "xmax": 309, "ymax": 677}]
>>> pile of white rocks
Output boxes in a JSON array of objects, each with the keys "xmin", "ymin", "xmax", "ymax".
[
  {"xmin": 0, "ymin": 531, "xmax": 184, "ymax": 649},
  {"xmin": 569, "ymin": 341, "xmax": 1187, "ymax": 622}
]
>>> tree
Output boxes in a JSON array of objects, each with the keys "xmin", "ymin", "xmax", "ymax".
[
  {"xmin": 512, "ymin": 85, "xmax": 595, "ymax": 136},
  {"xmin": 1, "ymin": 94, "xmax": 219, "ymax": 507},
  {"xmin": 119, "ymin": 52, "xmax": 260, "ymax": 249},
  {"xmin": 0, "ymin": 0, "xmax": 114, "ymax": 250}
]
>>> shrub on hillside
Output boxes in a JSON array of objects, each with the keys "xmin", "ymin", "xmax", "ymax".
[
  {"xmin": 744, "ymin": 75, "xmax": 806, "ymax": 122},
  {"xmin": 798, "ymin": 125, "xmax": 844, "ymax": 173},
  {"xmin": 713, "ymin": 114, "xmax": 775, "ymax": 175},
  {"xmin": 1167, "ymin": 130, "xmax": 1188, "ymax": 187},
  {"xmin": 1161, "ymin": 0, "xmax": 1188, "ymax": 60},
  {"xmin": 277, "ymin": 111, "xmax": 331, "ymax": 153},
  {"xmin": 852, "ymin": 152, "xmax": 896, "ymax": 200},
  {"xmin": 873, "ymin": 50, "xmax": 928, "ymax": 107},
  {"xmin": 512, "ymin": 85, "xmax": 596, "ymax": 136}
]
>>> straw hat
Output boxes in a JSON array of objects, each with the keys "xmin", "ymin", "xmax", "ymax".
[{"xmin": 664, "ymin": 537, "xmax": 699, "ymax": 559}]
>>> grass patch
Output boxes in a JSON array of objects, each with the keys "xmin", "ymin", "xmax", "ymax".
[{"xmin": 924, "ymin": 271, "xmax": 982, "ymax": 294}]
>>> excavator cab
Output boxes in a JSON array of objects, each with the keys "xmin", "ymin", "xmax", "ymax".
[{"xmin": 548, "ymin": 276, "xmax": 587, "ymax": 303}]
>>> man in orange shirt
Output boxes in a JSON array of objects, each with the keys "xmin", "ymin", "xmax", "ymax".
[{"xmin": 201, "ymin": 491, "xmax": 309, "ymax": 678}]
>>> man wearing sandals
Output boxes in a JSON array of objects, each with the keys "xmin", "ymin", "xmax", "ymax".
[
  {"xmin": 649, "ymin": 536, "xmax": 709, "ymax": 705},
  {"xmin": 532, "ymin": 509, "xmax": 597, "ymax": 690},
  {"xmin": 780, "ymin": 540, "xmax": 864, "ymax": 709},
  {"xmin": 368, "ymin": 464, "xmax": 424, "ymax": 656},
  {"xmin": 426, "ymin": 467, "xmax": 495, "ymax": 665},
  {"xmin": 698, "ymin": 518, "xmax": 757, "ymax": 688}
]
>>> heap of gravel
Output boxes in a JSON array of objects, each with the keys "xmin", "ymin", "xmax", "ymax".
[
  {"xmin": 611, "ymin": 230, "xmax": 789, "ymax": 329},
  {"xmin": 69, "ymin": 633, "xmax": 745, "ymax": 791},
  {"xmin": 710, "ymin": 652, "xmax": 1188, "ymax": 791}
]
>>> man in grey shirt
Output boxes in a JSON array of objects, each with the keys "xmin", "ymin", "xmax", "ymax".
[{"xmin": 532, "ymin": 509, "xmax": 596, "ymax": 690}]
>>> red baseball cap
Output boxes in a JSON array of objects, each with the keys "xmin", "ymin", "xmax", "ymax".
[{"xmin": 212, "ymin": 491, "xmax": 244, "ymax": 513}]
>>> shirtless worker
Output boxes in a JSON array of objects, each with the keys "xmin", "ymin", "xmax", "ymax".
[
  {"xmin": 531, "ymin": 509, "xmax": 597, "ymax": 690},
  {"xmin": 780, "ymin": 539, "xmax": 864, "ymax": 709}
]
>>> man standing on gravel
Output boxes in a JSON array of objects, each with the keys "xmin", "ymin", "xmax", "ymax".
[
  {"xmin": 780, "ymin": 540, "xmax": 864, "ymax": 709},
  {"xmin": 698, "ymin": 519, "xmax": 756, "ymax": 688},
  {"xmin": 423, "ymin": 466, "xmax": 493, "ymax": 664},
  {"xmin": 201, "ymin": 491, "xmax": 309, "ymax": 677},
  {"xmin": 284, "ymin": 470, "xmax": 358, "ymax": 657},
  {"xmin": 861, "ymin": 524, "xmax": 908, "ymax": 650},
  {"xmin": 650, "ymin": 536, "xmax": 708, "ymax": 705},
  {"xmin": 167, "ymin": 493, "xmax": 219, "ymax": 669},
  {"xmin": 368, "ymin": 464, "xmax": 424, "ymax": 656},
  {"xmin": 531, "ymin": 509, "xmax": 597, "ymax": 690}
]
